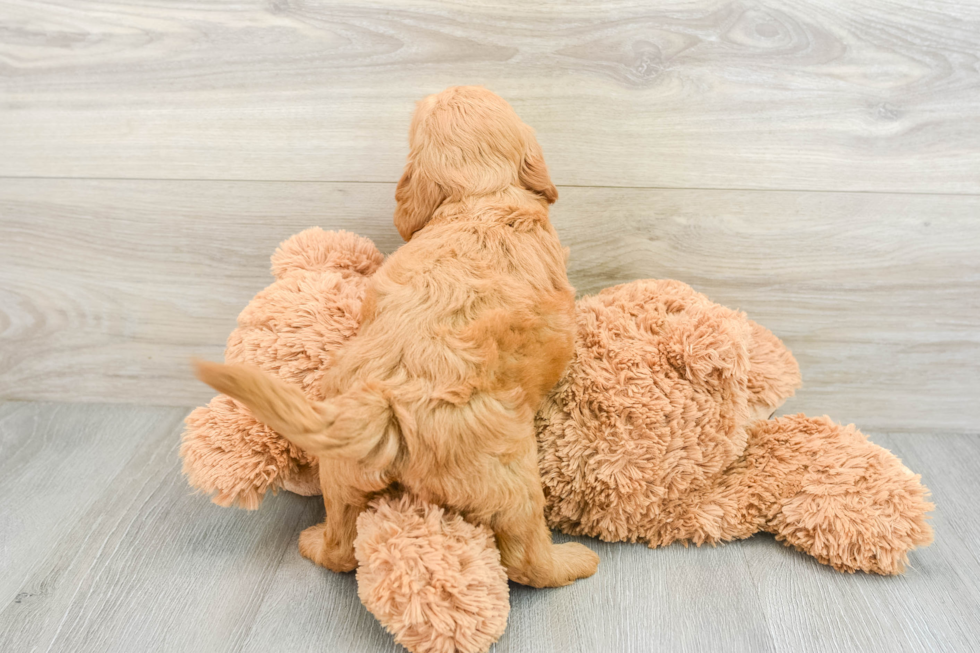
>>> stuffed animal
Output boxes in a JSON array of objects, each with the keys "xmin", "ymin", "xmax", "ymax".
[{"xmin": 182, "ymin": 228, "xmax": 933, "ymax": 653}]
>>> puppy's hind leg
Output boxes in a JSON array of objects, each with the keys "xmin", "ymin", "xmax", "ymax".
[
  {"xmin": 488, "ymin": 451, "xmax": 599, "ymax": 588},
  {"xmin": 298, "ymin": 456, "xmax": 373, "ymax": 573}
]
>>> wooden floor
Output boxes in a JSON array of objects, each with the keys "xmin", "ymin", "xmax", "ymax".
[
  {"xmin": 2, "ymin": 0, "xmax": 979, "ymax": 651},
  {"xmin": 0, "ymin": 401, "xmax": 977, "ymax": 652}
]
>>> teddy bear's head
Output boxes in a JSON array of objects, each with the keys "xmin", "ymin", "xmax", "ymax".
[
  {"xmin": 182, "ymin": 228, "xmax": 383, "ymax": 508},
  {"xmin": 537, "ymin": 279, "xmax": 801, "ymax": 544}
]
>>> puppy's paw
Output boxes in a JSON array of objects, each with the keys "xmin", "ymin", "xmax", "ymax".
[
  {"xmin": 299, "ymin": 523, "xmax": 357, "ymax": 573},
  {"xmin": 552, "ymin": 542, "xmax": 600, "ymax": 585},
  {"xmin": 515, "ymin": 542, "xmax": 600, "ymax": 587}
]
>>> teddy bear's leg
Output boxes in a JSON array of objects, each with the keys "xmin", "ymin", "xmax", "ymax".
[
  {"xmin": 354, "ymin": 494, "xmax": 510, "ymax": 653},
  {"xmin": 469, "ymin": 450, "xmax": 599, "ymax": 588},
  {"xmin": 758, "ymin": 415, "xmax": 934, "ymax": 575},
  {"xmin": 298, "ymin": 456, "xmax": 375, "ymax": 573}
]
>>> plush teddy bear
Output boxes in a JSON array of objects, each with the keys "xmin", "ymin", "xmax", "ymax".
[{"xmin": 182, "ymin": 228, "xmax": 933, "ymax": 653}]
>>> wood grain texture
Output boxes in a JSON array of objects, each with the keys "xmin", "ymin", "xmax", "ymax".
[
  {"xmin": 740, "ymin": 433, "xmax": 980, "ymax": 653},
  {"xmin": 1, "ymin": 179, "xmax": 977, "ymax": 433},
  {"xmin": 0, "ymin": 402, "xmax": 977, "ymax": 652},
  {"xmin": 1, "ymin": 0, "xmax": 979, "ymax": 192},
  {"xmin": 2, "ymin": 0, "xmax": 976, "ymax": 649},
  {"xmin": 503, "ymin": 533, "xmax": 776, "ymax": 652},
  {"xmin": 239, "ymin": 502, "xmax": 403, "ymax": 653},
  {"xmin": 0, "ymin": 402, "xmax": 314, "ymax": 653},
  {"xmin": 0, "ymin": 402, "xmax": 187, "ymax": 608}
]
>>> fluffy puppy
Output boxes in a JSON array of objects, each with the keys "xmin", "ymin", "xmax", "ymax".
[{"xmin": 196, "ymin": 86, "xmax": 599, "ymax": 587}]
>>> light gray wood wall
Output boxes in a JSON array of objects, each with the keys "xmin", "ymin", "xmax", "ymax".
[
  {"xmin": 1, "ymin": 0, "xmax": 978, "ymax": 434},
  {"xmin": 3, "ymin": 0, "xmax": 980, "ymax": 192}
]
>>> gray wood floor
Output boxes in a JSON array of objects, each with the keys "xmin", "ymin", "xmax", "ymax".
[{"xmin": 0, "ymin": 401, "xmax": 977, "ymax": 652}]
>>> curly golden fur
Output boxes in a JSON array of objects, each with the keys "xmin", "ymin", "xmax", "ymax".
[{"xmin": 196, "ymin": 86, "xmax": 599, "ymax": 588}]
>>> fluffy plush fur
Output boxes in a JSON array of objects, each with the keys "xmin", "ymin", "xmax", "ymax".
[
  {"xmin": 537, "ymin": 280, "xmax": 932, "ymax": 574},
  {"xmin": 181, "ymin": 228, "xmax": 381, "ymax": 508},
  {"xmin": 182, "ymin": 227, "xmax": 933, "ymax": 653},
  {"xmin": 194, "ymin": 86, "xmax": 598, "ymax": 589},
  {"xmin": 537, "ymin": 278, "xmax": 796, "ymax": 545},
  {"xmin": 355, "ymin": 493, "xmax": 509, "ymax": 653}
]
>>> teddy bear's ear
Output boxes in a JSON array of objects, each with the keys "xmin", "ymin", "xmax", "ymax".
[
  {"xmin": 663, "ymin": 307, "xmax": 751, "ymax": 388},
  {"xmin": 271, "ymin": 228, "xmax": 384, "ymax": 279},
  {"xmin": 744, "ymin": 319, "xmax": 802, "ymax": 413}
]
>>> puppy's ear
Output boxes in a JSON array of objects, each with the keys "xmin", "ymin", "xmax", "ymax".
[
  {"xmin": 519, "ymin": 135, "xmax": 558, "ymax": 204},
  {"xmin": 394, "ymin": 160, "xmax": 445, "ymax": 241}
]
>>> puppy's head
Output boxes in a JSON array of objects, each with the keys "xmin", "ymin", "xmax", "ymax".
[{"xmin": 393, "ymin": 86, "xmax": 558, "ymax": 241}]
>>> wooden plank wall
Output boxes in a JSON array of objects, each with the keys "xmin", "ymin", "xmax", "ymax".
[{"xmin": 1, "ymin": 0, "xmax": 978, "ymax": 433}]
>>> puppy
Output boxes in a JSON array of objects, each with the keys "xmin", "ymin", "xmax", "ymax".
[{"xmin": 196, "ymin": 86, "xmax": 599, "ymax": 587}]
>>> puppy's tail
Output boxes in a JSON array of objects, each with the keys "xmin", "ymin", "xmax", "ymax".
[{"xmin": 193, "ymin": 360, "xmax": 400, "ymax": 469}]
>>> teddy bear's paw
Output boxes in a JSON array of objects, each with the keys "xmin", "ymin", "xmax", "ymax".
[
  {"xmin": 299, "ymin": 522, "xmax": 358, "ymax": 573},
  {"xmin": 271, "ymin": 227, "xmax": 383, "ymax": 279},
  {"xmin": 767, "ymin": 418, "xmax": 934, "ymax": 575}
]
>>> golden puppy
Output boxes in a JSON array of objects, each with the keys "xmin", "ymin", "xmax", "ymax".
[{"xmin": 196, "ymin": 86, "xmax": 599, "ymax": 587}]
